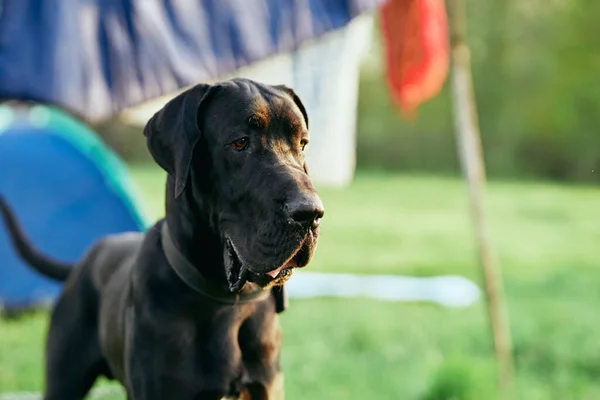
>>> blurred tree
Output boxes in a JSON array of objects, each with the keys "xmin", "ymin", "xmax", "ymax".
[
  {"xmin": 92, "ymin": 119, "xmax": 152, "ymax": 163},
  {"xmin": 357, "ymin": 0, "xmax": 600, "ymax": 183}
]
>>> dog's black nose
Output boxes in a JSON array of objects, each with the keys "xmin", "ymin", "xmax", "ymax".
[{"xmin": 285, "ymin": 195, "xmax": 324, "ymax": 228}]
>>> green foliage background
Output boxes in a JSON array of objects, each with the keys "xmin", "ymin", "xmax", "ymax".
[{"xmin": 357, "ymin": 1, "xmax": 600, "ymax": 182}]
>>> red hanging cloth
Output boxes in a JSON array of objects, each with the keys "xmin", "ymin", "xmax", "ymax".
[{"xmin": 379, "ymin": 0, "xmax": 450, "ymax": 117}]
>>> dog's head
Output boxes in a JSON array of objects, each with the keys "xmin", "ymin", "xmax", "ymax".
[{"xmin": 144, "ymin": 78, "xmax": 324, "ymax": 291}]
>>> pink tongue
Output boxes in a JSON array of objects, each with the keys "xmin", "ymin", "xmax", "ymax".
[
  {"xmin": 266, "ymin": 260, "xmax": 297, "ymax": 278},
  {"xmin": 266, "ymin": 266, "xmax": 284, "ymax": 278}
]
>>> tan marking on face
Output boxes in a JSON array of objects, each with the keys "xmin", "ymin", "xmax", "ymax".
[
  {"xmin": 285, "ymin": 111, "xmax": 303, "ymax": 132},
  {"xmin": 266, "ymin": 135, "xmax": 303, "ymax": 171},
  {"xmin": 249, "ymin": 99, "xmax": 271, "ymax": 130},
  {"xmin": 270, "ymin": 137, "xmax": 289, "ymax": 156},
  {"xmin": 275, "ymin": 98, "xmax": 305, "ymax": 132}
]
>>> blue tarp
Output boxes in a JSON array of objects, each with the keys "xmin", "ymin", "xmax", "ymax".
[
  {"xmin": 0, "ymin": 0, "xmax": 383, "ymax": 122},
  {"xmin": 0, "ymin": 105, "xmax": 149, "ymax": 309}
]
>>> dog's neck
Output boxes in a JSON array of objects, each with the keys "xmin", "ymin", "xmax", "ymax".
[
  {"xmin": 162, "ymin": 179, "xmax": 277, "ymax": 305},
  {"xmin": 165, "ymin": 192, "xmax": 226, "ymax": 286}
]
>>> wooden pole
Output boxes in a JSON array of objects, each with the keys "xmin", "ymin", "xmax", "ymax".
[{"xmin": 446, "ymin": 0, "xmax": 514, "ymax": 396}]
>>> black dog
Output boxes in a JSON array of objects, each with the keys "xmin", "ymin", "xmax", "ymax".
[{"xmin": 0, "ymin": 78, "xmax": 324, "ymax": 399}]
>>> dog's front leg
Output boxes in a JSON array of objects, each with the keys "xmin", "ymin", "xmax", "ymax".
[
  {"xmin": 124, "ymin": 311, "xmax": 233, "ymax": 400},
  {"xmin": 123, "ymin": 316, "xmax": 163, "ymax": 400},
  {"xmin": 123, "ymin": 307, "xmax": 190, "ymax": 400},
  {"xmin": 240, "ymin": 373, "xmax": 285, "ymax": 400},
  {"xmin": 125, "ymin": 331, "xmax": 205, "ymax": 400}
]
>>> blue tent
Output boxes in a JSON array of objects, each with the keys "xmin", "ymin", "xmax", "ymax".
[{"xmin": 0, "ymin": 104, "xmax": 149, "ymax": 310}]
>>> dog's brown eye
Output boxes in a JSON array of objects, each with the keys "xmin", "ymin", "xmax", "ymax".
[
  {"xmin": 300, "ymin": 139, "xmax": 309, "ymax": 151},
  {"xmin": 231, "ymin": 137, "xmax": 249, "ymax": 151}
]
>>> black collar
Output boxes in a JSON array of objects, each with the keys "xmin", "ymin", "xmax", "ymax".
[{"xmin": 161, "ymin": 222, "xmax": 271, "ymax": 305}]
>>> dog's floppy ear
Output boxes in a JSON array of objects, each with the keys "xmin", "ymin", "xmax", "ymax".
[
  {"xmin": 143, "ymin": 84, "xmax": 216, "ymax": 198},
  {"xmin": 275, "ymin": 85, "xmax": 309, "ymax": 130}
]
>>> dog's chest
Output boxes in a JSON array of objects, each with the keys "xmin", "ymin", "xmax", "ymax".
[{"xmin": 138, "ymin": 309, "xmax": 281, "ymax": 398}]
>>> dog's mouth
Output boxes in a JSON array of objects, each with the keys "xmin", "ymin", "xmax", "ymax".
[
  {"xmin": 265, "ymin": 258, "xmax": 297, "ymax": 279},
  {"xmin": 224, "ymin": 236, "xmax": 305, "ymax": 292}
]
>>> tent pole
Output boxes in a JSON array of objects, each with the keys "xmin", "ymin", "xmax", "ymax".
[{"xmin": 446, "ymin": 0, "xmax": 514, "ymax": 396}]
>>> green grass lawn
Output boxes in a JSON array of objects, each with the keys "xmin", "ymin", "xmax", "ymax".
[{"xmin": 2, "ymin": 164, "xmax": 600, "ymax": 399}]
